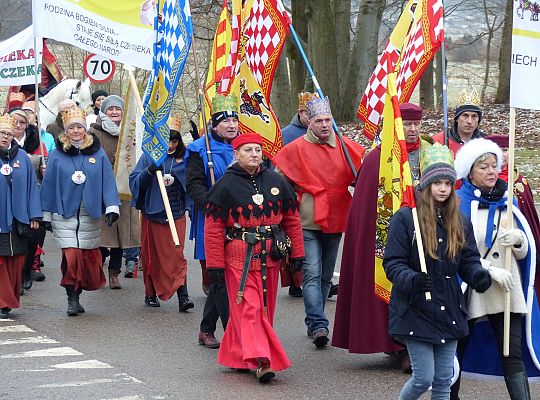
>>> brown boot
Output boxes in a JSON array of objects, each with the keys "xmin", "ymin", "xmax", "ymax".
[
  {"xmin": 198, "ymin": 331, "xmax": 220, "ymax": 348},
  {"xmin": 109, "ymin": 270, "xmax": 121, "ymax": 289}
]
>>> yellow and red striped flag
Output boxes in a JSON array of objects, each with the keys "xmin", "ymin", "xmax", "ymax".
[{"xmin": 374, "ymin": 60, "xmax": 415, "ymax": 304}]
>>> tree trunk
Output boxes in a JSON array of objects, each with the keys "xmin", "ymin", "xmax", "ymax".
[
  {"xmin": 287, "ymin": 0, "xmax": 308, "ymax": 116},
  {"xmin": 495, "ymin": 0, "xmax": 513, "ymax": 104},
  {"xmin": 481, "ymin": 0, "xmax": 494, "ymax": 102},
  {"xmin": 333, "ymin": 0, "xmax": 351, "ymax": 84},
  {"xmin": 338, "ymin": 0, "xmax": 386, "ymax": 122},
  {"xmin": 419, "ymin": 58, "xmax": 434, "ymax": 109},
  {"xmin": 434, "ymin": 50, "xmax": 443, "ymax": 108},
  {"xmin": 271, "ymin": 49, "xmax": 292, "ymax": 127}
]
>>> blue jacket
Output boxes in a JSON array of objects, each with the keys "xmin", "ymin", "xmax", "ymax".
[
  {"xmin": 383, "ymin": 206, "xmax": 487, "ymax": 345},
  {"xmin": 40, "ymin": 135, "xmax": 120, "ymax": 219},
  {"xmin": 281, "ymin": 114, "xmax": 306, "ymax": 146}
]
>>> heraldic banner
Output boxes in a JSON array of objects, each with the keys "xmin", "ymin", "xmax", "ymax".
[
  {"xmin": 32, "ymin": 0, "xmax": 154, "ymax": 70},
  {"xmin": 0, "ymin": 26, "xmax": 43, "ymax": 86},
  {"xmin": 510, "ymin": 0, "xmax": 540, "ymax": 110}
]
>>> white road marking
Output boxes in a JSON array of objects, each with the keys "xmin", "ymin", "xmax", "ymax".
[
  {"xmin": 0, "ymin": 336, "xmax": 58, "ymax": 345},
  {"xmin": 0, "ymin": 318, "xmax": 13, "ymax": 322},
  {"xmin": 38, "ymin": 373, "xmax": 142, "ymax": 388},
  {"xmin": 11, "ymin": 368, "xmax": 56, "ymax": 372},
  {"xmin": 100, "ymin": 396, "xmax": 144, "ymax": 400},
  {"xmin": 0, "ymin": 325, "xmax": 35, "ymax": 333},
  {"xmin": 51, "ymin": 359, "xmax": 112, "ymax": 369},
  {"xmin": 0, "ymin": 346, "xmax": 82, "ymax": 359}
]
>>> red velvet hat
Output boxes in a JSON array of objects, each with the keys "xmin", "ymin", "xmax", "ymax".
[
  {"xmin": 400, "ymin": 102, "xmax": 423, "ymax": 120},
  {"xmin": 485, "ymin": 134, "xmax": 509, "ymax": 148},
  {"xmin": 232, "ymin": 133, "xmax": 263, "ymax": 150}
]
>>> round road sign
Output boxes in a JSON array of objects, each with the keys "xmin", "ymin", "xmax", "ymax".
[{"xmin": 83, "ymin": 53, "xmax": 116, "ymax": 84}]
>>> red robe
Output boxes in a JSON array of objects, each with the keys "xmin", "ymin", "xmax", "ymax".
[
  {"xmin": 0, "ymin": 255, "xmax": 25, "ymax": 310},
  {"xmin": 332, "ymin": 147, "xmax": 404, "ymax": 354},
  {"xmin": 272, "ymin": 135, "xmax": 365, "ymax": 233}
]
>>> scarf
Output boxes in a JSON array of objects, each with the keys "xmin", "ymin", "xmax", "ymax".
[
  {"xmin": 98, "ymin": 112, "xmax": 120, "ymax": 136},
  {"xmin": 406, "ymin": 138, "xmax": 420, "ymax": 153},
  {"xmin": 458, "ymin": 178, "xmax": 507, "ymax": 248}
]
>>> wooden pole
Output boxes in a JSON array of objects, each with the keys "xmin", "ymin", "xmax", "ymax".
[
  {"xmin": 33, "ymin": 36, "xmax": 45, "ymax": 169},
  {"xmin": 503, "ymin": 107, "xmax": 516, "ymax": 357},
  {"xmin": 411, "ymin": 207, "xmax": 432, "ymax": 301},
  {"xmin": 125, "ymin": 65, "xmax": 180, "ymax": 247}
]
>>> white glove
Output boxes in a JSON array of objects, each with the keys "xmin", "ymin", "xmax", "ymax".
[
  {"xmin": 488, "ymin": 266, "xmax": 514, "ymax": 292},
  {"xmin": 498, "ymin": 229, "xmax": 523, "ymax": 248}
]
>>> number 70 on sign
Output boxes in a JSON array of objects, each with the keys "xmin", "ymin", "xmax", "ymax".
[{"xmin": 83, "ymin": 53, "xmax": 116, "ymax": 84}]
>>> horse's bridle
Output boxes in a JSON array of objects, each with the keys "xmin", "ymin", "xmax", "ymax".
[{"xmin": 38, "ymin": 80, "xmax": 83, "ymax": 117}]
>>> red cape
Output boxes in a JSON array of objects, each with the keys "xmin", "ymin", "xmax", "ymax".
[
  {"xmin": 272, "ymin": 134, "xmax": 364, "ymax": 233},
  {"xmin": 331, "ymin": 147, "xmax": 403, "ymax": 354}
]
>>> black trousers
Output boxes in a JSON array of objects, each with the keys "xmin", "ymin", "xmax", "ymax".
[
  {"xmin": 450, "ymin": 312, "xmax": 525, "ymax": 399},
  {"xmin": 199, "ymin": 260, "xmax": 229, "ymax": 333},
  {"xmin": 100, "ymin": 247, "xmax": 123, "ymax": 272},
  {"xmin": 22, "ymin": 229, "xmax": 46, "ymax": 282}
]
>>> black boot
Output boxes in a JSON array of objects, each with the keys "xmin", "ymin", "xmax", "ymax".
[
  {"xmin": 177, "ymin": 287, "xmax": 194, "ymax": 312},
  {"xmin": 505, "ymin": 372, "xmax": 531, "ymax": 400},
  {"xmin": 75, "ymin": 289, "xmax": 85, "ymax": 314},
  {"xmin": 65, "ymin": 286, "xmax": 78, "ymax": 316}
]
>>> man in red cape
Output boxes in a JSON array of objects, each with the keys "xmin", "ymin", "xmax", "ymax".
[
  {"xmin": 332, "ymin": 103, "xmax": 429, "ymax": 370},
  {"xmin": 273, "ymin": 96, "xmax": 364, "ymax": 348}
]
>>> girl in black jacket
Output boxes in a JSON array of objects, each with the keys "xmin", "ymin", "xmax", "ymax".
[{"xmin": 383, "ymin": 143, "xmax": 491, "ymax": 400}]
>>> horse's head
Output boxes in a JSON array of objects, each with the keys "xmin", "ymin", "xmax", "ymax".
[{"xmin": 71, "ymin": 78, "xmax": 92, "ymax": 112}]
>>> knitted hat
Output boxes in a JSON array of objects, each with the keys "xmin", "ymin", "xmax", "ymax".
[
  {"xmin": 91, "ymin": 89, "xmax": 109, "ymax": 104},
  {"xmin": 298, "ymin": 92, "xmax": 318, "ymax": 111},
  {"xmin": 454, "ymin": 138, "xmax": 503, "ymax": 180},
  {"xmin": 231, "ymin": 133, "xmax": 263, "ymax": 150},
  {"xmin": 9, "ymin": 108, "xmax": 29, "ymax": 123},
  {"xmin": 62, "ymin": 108, "xmax": 87, "ymax": 131},
  {"xmin": 485, "ymin": 134, "xmax": 509, "ymax": 148},
  {"xmin": 418, "ymin": 143, "xmax": 456, "ymax": 190},
  {"xmin": 0, "ymin": 114, "xmax": 17, "ymax": 133},
  {"xmin": 211, "ymin": 93, "xmax": 239, "ymax": 127},
  {"xmin": 306, "ymin": 96, "xmax": 332, "ymax": 119},
  {"xmin": 400, "ymin": 102, "xmax": 422, "ymax": 120},
  {"xmin": 100, "ymin": 95, "xmax": 125, "ymax": 113},
  {"xmin": 168, "ymin": 114, "xmax": 182, "ymax": 140},
  {"xmin": 454, "ymin": 88, "xmax": 482, "ymax": 123}
]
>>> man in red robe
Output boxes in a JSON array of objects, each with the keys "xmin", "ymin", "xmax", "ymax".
[
  {"xmin": 273, "ymin": 96, "xmax": 365, "ymax": 348},
  {"xmin": 332, "ymin": 103, "xmax": 429, "ymax": 371}
]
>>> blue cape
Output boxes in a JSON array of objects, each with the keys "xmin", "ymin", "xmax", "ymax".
[
  {"xmin": 0, "ymin": 147, "xmax": 42, "ymax": 232},
  {"xmin": 40, "ymin": 146, "xmax": 120, "ymax": 219},
  {"xmin": 457, "ymin": 179, "xmax": 540, "ymax": 377},
  {"xmin": 184, "ymin": 134, "xmax": 233, "ymax": 259}
]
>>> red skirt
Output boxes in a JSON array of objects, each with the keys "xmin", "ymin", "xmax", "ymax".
[
  {"xmin": 217, "ymin": 265, "xmax": 291, "ymax": 371},
  {"xmin": 0, "ymin": 255, "xmax": 25, "ymax": 309},
  {"xmin": 141, "ymin": 216, "xmax": 187, "ymax": 300},
  {"xmin": 60, "ymin": 248, "xmax": 105, "ymax": 291}
]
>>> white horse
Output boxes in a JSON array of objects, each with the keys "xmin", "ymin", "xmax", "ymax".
[{"xmin": 39, "ymin": 78, "xmax": 92, "ymax": 129}]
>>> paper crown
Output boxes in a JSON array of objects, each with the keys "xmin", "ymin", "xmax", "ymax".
[
  {"xmin": 22, "ymin": 101, "xmax": 35, "ymax": 113},
  {"xmin": 59, "ymin": 99, "xmax": 78, "ymax": 115},
  {"xmin": 62, "ymin": 108, "xmax": 87, "ymax": 129},
  {"xmin": 457, "ymin": 88, "xmax": 480, "ymax": 107},
  {"xmin": 8, "ymin": 92, "xmax": 25, "ymax": 109},
  {"xmin": 306, "ymin": 96, "xmax": 332, "ymax": 119},
  {"xmin": 298, "ymin": 92, "xmax": 318, "ymax": 110},
  {"xmin": 420, "ymin": 142, "xmax": 455, "ymax": 173},
  {"xmin": 0, "ymin": 114, "xmax": 17, "ymax": 132},
  {"xmin": 212, "ymin": 93, "xmax": 239, "ymax": 115},
  {"xmin": 168, "ymin": 114, "xmax": 182, "ymax": 132}
]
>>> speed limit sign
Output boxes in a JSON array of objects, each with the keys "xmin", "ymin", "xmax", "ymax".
[{"xmin": 83, "ymin": 53, "xmax": 116, "ymax": 84}]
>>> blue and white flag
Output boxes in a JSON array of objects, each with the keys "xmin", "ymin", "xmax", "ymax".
[{"xmin": 142, "ymin": 0, "xmax": 192, "ymax": 166}]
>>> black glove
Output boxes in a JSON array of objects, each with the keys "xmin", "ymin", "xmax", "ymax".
[
  {"xmin": 105, "ymin": 212, "xmax": 119, "ymax": 227},
  {"xmin": 288, "ymin": 258, "xmax": 304, "ymax": 273},
  {"xmin": 189, "ymin": 120, "xmax": 200, "ymax": 140},
  {"xmin": 41, "ymin": 221, "xmax": 53, "ymax": 232},
  {"xmin": 207, "ymin": 268, "xmax": 225, "ymax": 285},
  {"xmin": 412, "ymin": 272, "xmax": 432, "ymax": 292},
  {"xmin": 147, "ymin": 163, "xmax": 163, "ymax": 175},
  {"xmin": 473, "ymin": 269, "xmax": 492, "ymax": 293}
]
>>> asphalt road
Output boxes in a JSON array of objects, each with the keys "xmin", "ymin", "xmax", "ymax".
[{"xmin": 1, "ymin": 234, "xmax": 538, "ymax": 400}]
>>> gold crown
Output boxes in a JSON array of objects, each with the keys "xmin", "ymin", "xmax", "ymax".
[
  {"xmin": 168, "ymin": 114, "xmax": 182, "ymax": 132},
  {"xmin": 298, "ymin": 92, "xmax": 318, "ymax": 110},
  {"xmin": 62, "ymin": 108, "xmax": 87, "ymax": 128},
  {"xmin": 0, "ymin": 114, "xmax": 17, "ymax": 132},
  {"xmin": 212, "ymin": 93, "xmax": 239, "ymax": 114},
  {"xmin": 457, "ymin": 88, "xmax": 480, "ymax": 107},
  {"xmin": 420, "ymin": 142, "xmax": 454, "ymax": 173}
]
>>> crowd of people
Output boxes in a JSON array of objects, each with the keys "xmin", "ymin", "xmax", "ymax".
[{"xmin": 1, "ymin": 85, "xmax": 539, "ymax": 397}]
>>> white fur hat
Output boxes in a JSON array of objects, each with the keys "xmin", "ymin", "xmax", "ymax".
[{"xmin": 454, "ymin": 138, "xmax": 504, "ymax": 180}]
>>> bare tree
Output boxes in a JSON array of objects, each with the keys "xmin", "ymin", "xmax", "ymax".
[{"xmin": 495, "ymin": 0, "xmax": 513, "ymax": 104}]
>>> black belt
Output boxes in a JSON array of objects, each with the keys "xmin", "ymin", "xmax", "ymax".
[{"xmin": 226, "ymin": 225, "xmax": 274, "ymax": 311}]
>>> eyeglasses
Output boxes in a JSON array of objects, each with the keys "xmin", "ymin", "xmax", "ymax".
[
  {"xmin": 0, "ymin": 131, "xmax": 14, "ymax": 138},
  {"xmin": 14, "ymin": 120, "xmax": 27, "ymax": 126}
]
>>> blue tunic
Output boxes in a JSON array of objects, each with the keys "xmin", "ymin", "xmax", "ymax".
[
  {"xmin": 0, "ymin": 146, "xmax": 42, "ymax": 233},
  {"xmin": 130, "ymin": 153, "xmax": 189, "ymax": 223},
  {"xmin": 40, "ymin": 144, "xmax": 120, "ymax": 219},
  {"xmin": 281, "ymin": 114, "xmax": 307, "ymax": 146},
  {"xmin": 184, "ymin": 134, "xmax": 234, "ymax": 259}
]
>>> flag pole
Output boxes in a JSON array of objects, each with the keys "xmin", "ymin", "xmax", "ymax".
[
  {"xmin": 288, "ymin": 24, "xmax": 357, "ymax": 177},
  {"xmin": 190, "ymin": 33, "xmax": 215, "ymax": 185},
  {"xmin": 503, "ymin": 107, "xmax": 516, "ymax": 357},
  {"xmin": 441, "ymin": 24, "xmax": 449, "ymax": 146},
  {"xmin": 126, "ymin": 65, "xmax": 180, "ymax": 248},
  {"xmin": 32, "ymin": 35, "xmax": 45, "ymax": 169}
]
